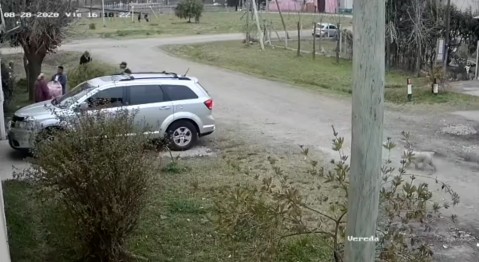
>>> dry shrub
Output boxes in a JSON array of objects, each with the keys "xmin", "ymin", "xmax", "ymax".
[
  {"xmin": 68, "ymin": 61, "xmax": 117, "ymax": 88},
  {"xmin": 20, "ymin": 109, "xmax": 157, "ymax": 261},
  {"xmin": 215, "ymin": 128, "xmax": 460, "ymax": 262}
]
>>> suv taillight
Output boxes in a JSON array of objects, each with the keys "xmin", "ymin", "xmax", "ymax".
[{"xmin": 204, "ymin": 99, "xmax": 213, "ymax": 110}]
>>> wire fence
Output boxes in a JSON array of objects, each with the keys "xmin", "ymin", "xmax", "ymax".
[{"xmin": 255, "ymin": 20, "xmax": 353, "ymax": 60}]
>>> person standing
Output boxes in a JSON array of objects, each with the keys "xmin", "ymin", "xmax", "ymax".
[
  {"xmin": 51, "ymin": 65, "xmax": 68, "ymax": 95},
  {"xmin": 80, "ymin": 51, "xmax": 92, "ymax": 65},
  {"xmin": 34, "ymin": 73, "xmax": 51, "ymax": 103},
  {"xmin": 119, "ymin": 61, "xmax": 130, "ymax": 73}
]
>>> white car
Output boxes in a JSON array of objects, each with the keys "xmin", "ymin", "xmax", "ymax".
[
  {"xmin": 312, "ymin": 23, "xmax": 338, "ymax": 38},
  {"xmin": 7, "ymin": 72, "xmax": 215, "ymax": 152}
]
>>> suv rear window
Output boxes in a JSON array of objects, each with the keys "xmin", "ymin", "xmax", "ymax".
[
  {"xmin": 127, "ymin": 85, "xmax": 165, "ymax": 105},
  {"xmin": 162, "ymin": 85, "xmax": 198, "ymax": 101}
]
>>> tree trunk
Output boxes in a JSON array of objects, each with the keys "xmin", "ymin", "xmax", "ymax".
[
  {"xmin": 416, "ymin": 37, "xmax": 422, "ymax": 77},
  {"xmin": 336, "ymin": 23, "xmax": 340, "ymax": 63},
  {"xmin": 23, "ymin": 55, "xmax": 29, "ymax": 93},
  {"xmin": 297, "ymin": 22, "xmax": 301, "ymax": 56},
  {"xmin": 344, "ymin": 0, "xmax": 385, "ymax": 260},
  {"xmin": 24, "ymin": 52, "xmax": 46, "ymax": 102},
  {"xmin": 312, "ymin": 23, "xmax": 316, "ymax": 59}
]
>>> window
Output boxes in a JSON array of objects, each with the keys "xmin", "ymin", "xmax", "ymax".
[
  {"xmin": 328, "ymin": 25, "xmax": 337, "ymax": 29},
  {"xmin": 87, "ymin": 87, "xmax": 125, "ymax": 108},
  {"xmin": 162, "ymin": 85, "xmax": 198, "ymax": 101},
  {"xmin": 127, "ymin": 85, "xmax": 165, "ymax": 105}
]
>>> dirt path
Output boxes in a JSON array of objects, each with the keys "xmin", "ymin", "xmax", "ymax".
[{"xmin": 3, "ymin": 34, "xmax": 479, "ymax": 260}]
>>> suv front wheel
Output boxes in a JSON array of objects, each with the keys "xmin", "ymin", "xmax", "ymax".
[{"xmin": 166, "ymin": 121, "xmax": 198, "ymax": 151}]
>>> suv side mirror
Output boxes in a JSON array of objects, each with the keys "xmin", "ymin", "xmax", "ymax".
[{"xmin": 75, "ymin": 102, "xmax": 89, "ymax": 112}]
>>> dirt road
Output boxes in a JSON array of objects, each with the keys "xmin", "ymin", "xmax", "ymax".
[{"xmin": 2, "ymin": 34, "xmax": 479, "ymax": 260}]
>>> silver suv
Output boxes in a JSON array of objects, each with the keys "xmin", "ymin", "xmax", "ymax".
[{"xmin": 7, "ymin": 72, "xmax": 215, "ymax": 151}]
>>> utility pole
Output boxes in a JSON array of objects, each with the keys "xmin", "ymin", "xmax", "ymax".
[
  {"xmin": 443, "ymin": 0, "xmax": 451, "ymax": 75},
  {"xmin": 102, "ymin": 0, "xmax": 106, "ymax": 27},
  {"xmin": 344, "ymin": 0, "xmax": 385, "ymax": 261}
]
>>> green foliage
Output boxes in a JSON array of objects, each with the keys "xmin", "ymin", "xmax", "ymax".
[
  {"xmin": 279, "ymin": 236, "xmax": 332, "ymax": 262},
  {"xmin": 162, "ymin": 161, "xmax": 192, "ymax": 174},
  {"xmin": 174, "ymin": 0, "xmax": 204, "ymax": 23},
  {"xmin": 16, "ymin": 109, "xmax": 157, "ymax": 261},
  {"xmin": 67, "ymin": 61, "xmax": 117, "ymax": 88},
  {"xmin": 89, "ymin": 23, "xmax": 96, "ymax": 30},
  {"xmin": 168, "ymin": 198, "xmax": 206, "ymax": 214},
  {"xmin": 214, "ymin": 186, "xmax": 289, "ymax": 261},
  {"xmin": 215, "ymin": 127, "xmax": 460, "ymax": 262}
]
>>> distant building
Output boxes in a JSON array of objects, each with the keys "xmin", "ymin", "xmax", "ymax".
[{"xmin": 268, "ymin": 0, "xmax": 339, "ymax": 13}]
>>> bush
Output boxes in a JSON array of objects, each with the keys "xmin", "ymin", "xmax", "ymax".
[
  {"xmin": 68, "ymin": 61, "xmax": 117, "ymax": 88},
  {"xmin": 215, "ymin": 127, "xmax": 460, "ymax": 261},
  {"xmin": 18, "ymin": 109, "xmax": 157, "ymax": 261},
  {"xmin": 174, "ymin": 0, "xmax": 204, "ymax": 23},
  {"xmin": 89, "ymin": 23, "xmax": 96, "ymax": 30}
]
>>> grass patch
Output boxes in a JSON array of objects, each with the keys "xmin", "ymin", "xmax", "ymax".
[
  {"xmin": 279, "ymin": 236, "xmax": 332, "ymax": 262},
  {"xmin": 167, "ymin": 198, "xmax": 207, "ymax": 214},
  {"xmin": 2, "ymin": 51, "xmax": 82, "ymax": 117},
  {"xmin": 4, "ymin": 135, "xmax": 334, "ymax": 261},
  {"xmin": 162, "ymin": 41, "xmax": 479, "ymax": 107},
  {"xmin": 3, "ymin": 180, "xmax": 79, "ymax": 261},
  {"xmin": 68, "ymin": 12, "xmax": 352, "ymax": 39}
]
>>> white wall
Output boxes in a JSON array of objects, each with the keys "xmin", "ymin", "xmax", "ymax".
[
  {"xmin": 0, "ymin": 182, "xmax": 11, "ymax": 262},
  {"xmin": 340, "ymin": 0, "xmax": 353, "ymax": 9}
]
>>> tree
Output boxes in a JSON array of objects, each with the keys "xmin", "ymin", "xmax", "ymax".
[
  {"xmin": 344, "ymin": 0, "xmax": 385, "ymax": 261},
  {"xmin": 174, "ymin": 0, "xmax": 204, "ymax": 23},
  {"xmin": 1, "ymin": 0, "xmax": 73, "ymax": 101}
]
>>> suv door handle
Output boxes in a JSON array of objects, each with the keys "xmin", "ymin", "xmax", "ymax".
[{"xmin": 159, "ymin": 106, "xmax": 171, "ymax": 110}]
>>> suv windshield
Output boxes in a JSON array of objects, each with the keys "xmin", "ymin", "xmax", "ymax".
[{"xmin": 53, "ymin": 82, "xmax": 95, "ymax": 108}]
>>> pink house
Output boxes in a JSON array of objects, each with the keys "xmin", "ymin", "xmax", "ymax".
[{"xmin": 268, "ymin": 0, "xmax": 339, "ymax": 13}]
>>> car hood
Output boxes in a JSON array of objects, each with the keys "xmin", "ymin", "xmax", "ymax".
[{"xmin": 14, "ymin": 100, "xmax": 61, "ymax": 121}]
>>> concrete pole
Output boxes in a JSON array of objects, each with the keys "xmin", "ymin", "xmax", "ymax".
[
  {"xmin": 0, "ymin": 58, "xmax": 6, "ymax": 140},
  {"xmin": 251, "ymin": 0, "xmax": 265, "ymax": 50},
  {"xmin": 344, "ymin": 0, "xmax": 385, "ymax": 260},
  {"xmin": 102, "ymin": 0, "xmax": 106, "ymax": 26}
]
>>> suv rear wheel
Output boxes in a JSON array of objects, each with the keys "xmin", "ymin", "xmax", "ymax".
[{"xmin": 166, "ymin": 121, "xmax": 198, "ymax": 151}]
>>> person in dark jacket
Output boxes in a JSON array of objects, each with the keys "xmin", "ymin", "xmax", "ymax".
[
  {"xmin": 119, "ymin": 61, "xmax": 130, "ymax": 73},
  {"xmin": 51, "ymin": 65, "xmax": 68, "ymax": 94},
  {"xmin": 34, "ymin": 73, "xmax": 51, "ymax": 103},
  {"xmin": 80, "ymin": 51, "xmax": 92, "ymax": 65}
]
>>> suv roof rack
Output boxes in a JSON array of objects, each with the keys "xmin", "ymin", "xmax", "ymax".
[{"xmin": 113, "ymin": 71, "xmax": 190, "ymax": 81}]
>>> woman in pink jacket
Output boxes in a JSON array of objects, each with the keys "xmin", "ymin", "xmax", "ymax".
[{"xmin": 34, "ymin": 73, "xmax": 51, "ymax": 102}]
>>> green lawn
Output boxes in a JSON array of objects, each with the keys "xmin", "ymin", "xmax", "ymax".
[
  {"xmin": 68, "ymin": 12, "xmax": 352, "ymax": 39},
  {"xmin": 162, "ymin": 41, "xmax": 479, "ymax": 108},
  {"xmin": 3, "ymin": 136, "xmax": 334, "ymax": 261}
]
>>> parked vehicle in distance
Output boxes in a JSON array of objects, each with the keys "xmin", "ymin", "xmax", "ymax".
[
  {"xmin": 7, "ymin": 72, "xmax": 215, "ymax": 151},
  {"xmin": 312, "ymin": 23, "xmax": 338, "ymax": 38}
]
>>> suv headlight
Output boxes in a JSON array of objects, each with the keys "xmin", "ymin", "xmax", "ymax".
[{"xmin": 16, "ymin": 117, "xmax": 37, "ymax": 130}]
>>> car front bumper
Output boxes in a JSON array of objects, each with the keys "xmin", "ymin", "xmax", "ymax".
[{"xmin": 7, "ymin": 122, "xmax": 35, "ymax": 150}]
